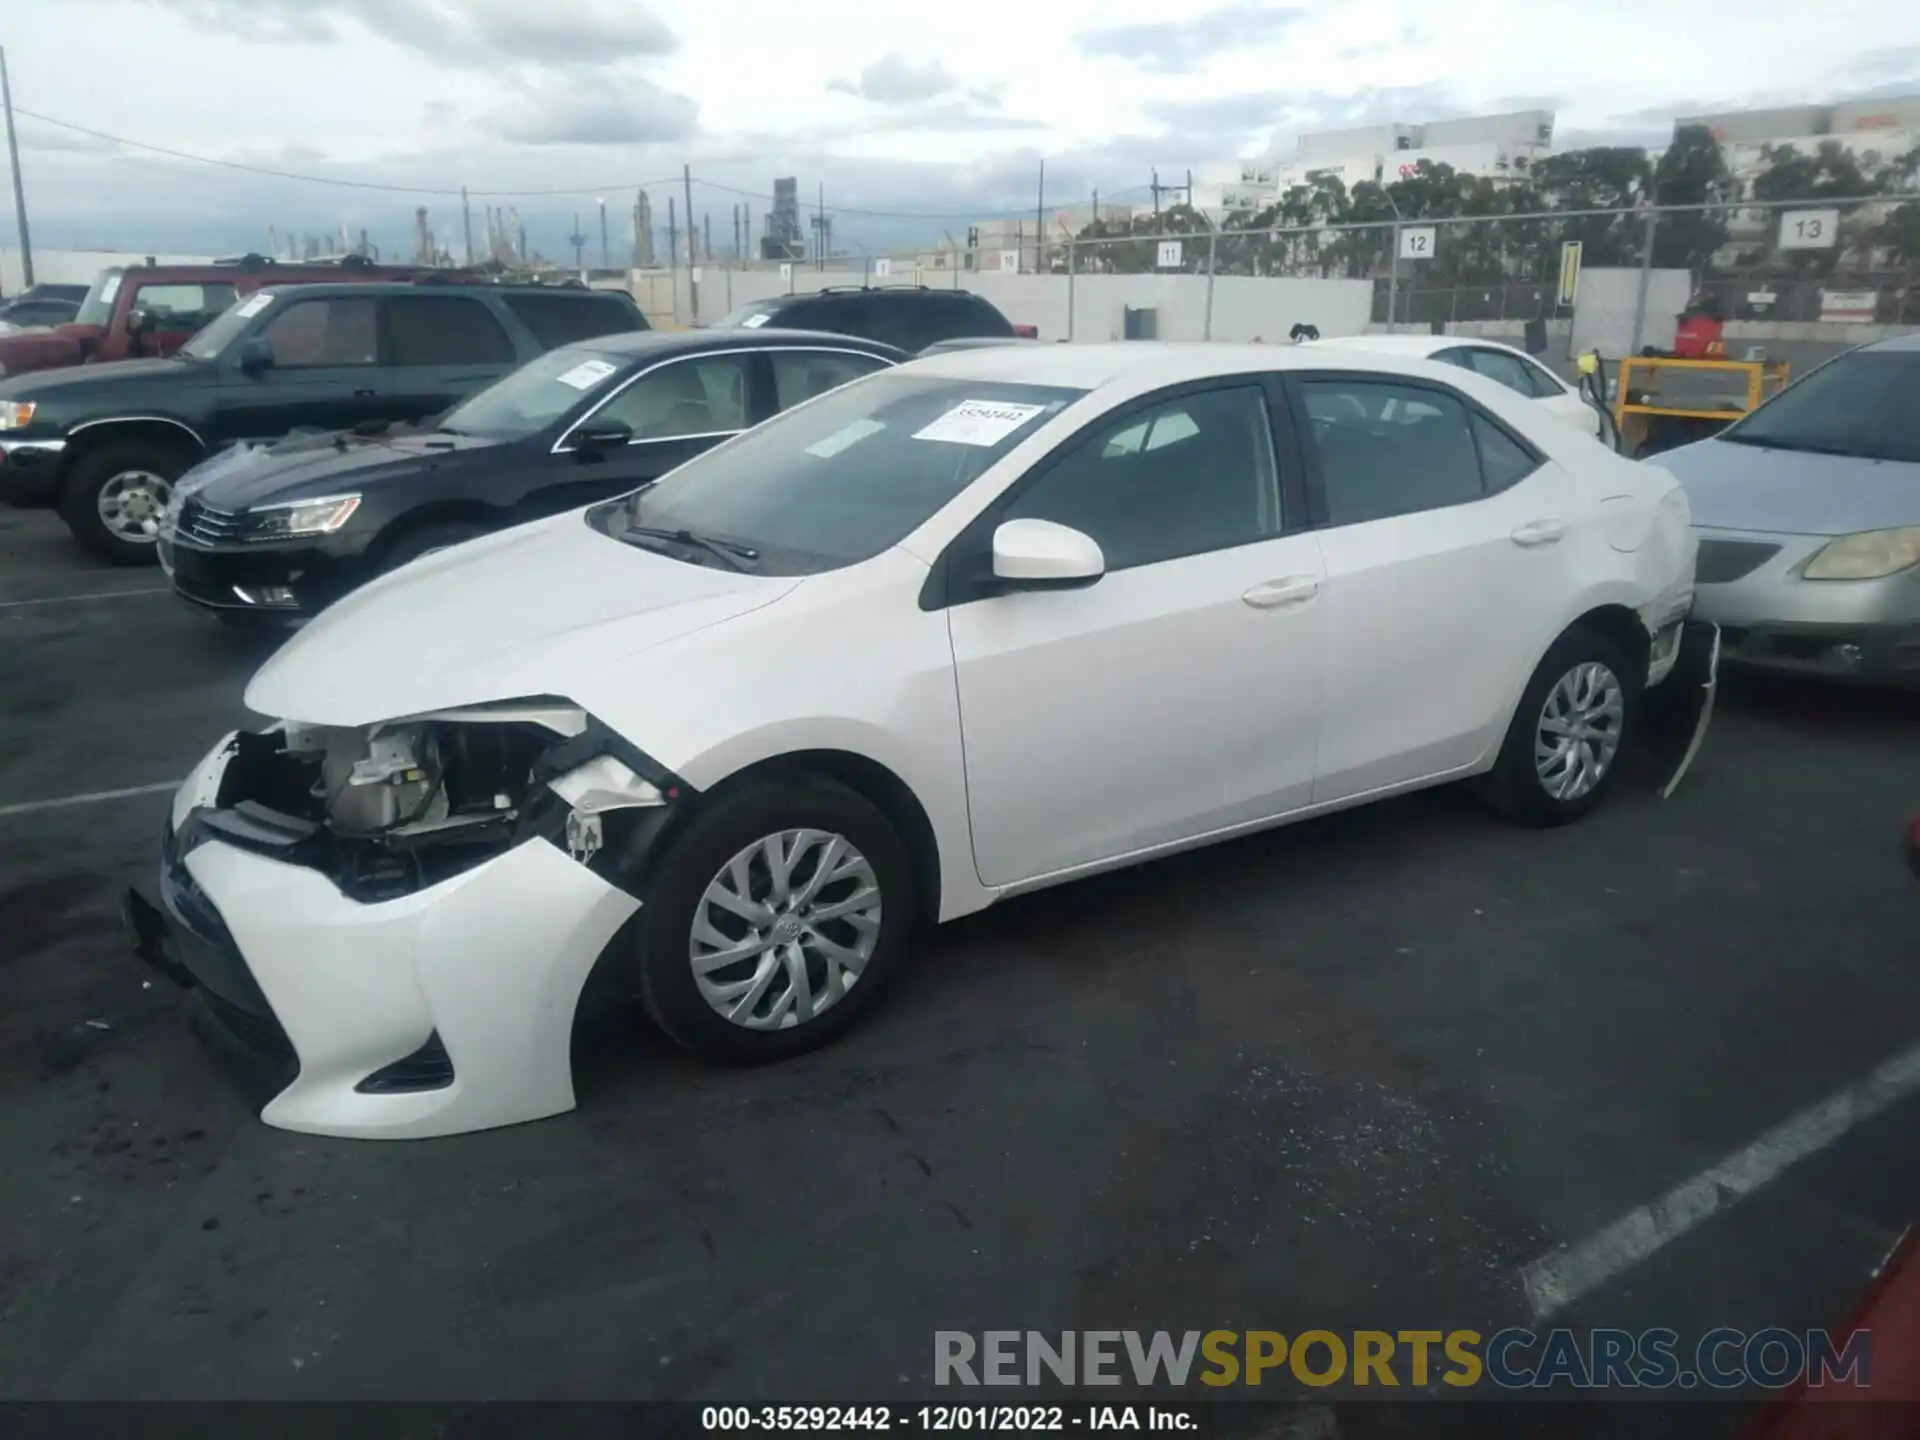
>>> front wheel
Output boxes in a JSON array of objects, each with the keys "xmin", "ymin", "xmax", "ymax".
[
  {"xmin": 60, "ymin": 441, "xmax": 194, "ymax": 565},
  {"xmin": 632, "ymin": 776, "xmax": 917, "ymax": 1063},
  {"xmin": 1482, "ymin": 628, "xmax": 1640, "ymax": 827}
]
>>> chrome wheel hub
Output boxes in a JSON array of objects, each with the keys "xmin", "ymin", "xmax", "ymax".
[
  {"xmin": 690, "ymin": 828, "xmax": 883, "ymax": 1030},
  {"xmin": 1534, "ymin": 661, "xmax": 1625, "ymax": 802},
  {"xmin": 97, "ymin": 470, "xmax": 173, "ymax": 542}
]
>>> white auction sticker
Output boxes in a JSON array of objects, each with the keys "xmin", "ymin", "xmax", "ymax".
[
  {"xmin": 99, "ymin": 274, "xmax": 122, "ymax": 305},
  {"xmin": 555, "ymin": 358, "xmax": 619, "ymax": 391},
  {"xmin": 804, "ymin": 418, "xmax": 886, "ymax": 458},
  {"xmin": 234, "ymin": 292, "xmax": 274, "ymax": 319},
  {"xmin": 913, "ymin": 400, "xmax": 1047, "ymax": 447},
  {"xmin": 740, "ymin": 313, "xmax": 772, "ymax": 328}
]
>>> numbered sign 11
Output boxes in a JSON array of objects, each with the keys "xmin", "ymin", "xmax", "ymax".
[{"xmin": 1156, "ymin": 240, "xmax": 1184, "ymax": 269}]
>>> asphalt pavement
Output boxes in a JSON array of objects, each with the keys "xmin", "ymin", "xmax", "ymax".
[{"xmin": 2, "ymin": 504, "xmax": 1917, "ymax": 1430}]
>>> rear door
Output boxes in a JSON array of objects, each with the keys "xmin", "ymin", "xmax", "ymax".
[
  {"xmin": 1286, "ymin": 372, "xmax": 1583, "ymax": 802},
  {"xmin": 213, "ymin": 294, "xmax": 386, "ymax": 443},
  {"xmin": 381, "ymin": 294, "xmax": 522, "ymax": 425},
  {"xmin": 498, "ymin": 290, "xmax": 648, "ymax": 346}
]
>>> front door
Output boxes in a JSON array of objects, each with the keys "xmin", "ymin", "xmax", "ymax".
[
  {"xmin": 1288, "ymin": 373, "xmax": 1587, "ymax": 802},
  {"xmin": 214, "ymin": 295, "xmax": 387, "ymax": 445},
  {"xmin": 538, "ymin": 350, "xmax": 760, "ymax": 514},
  {"xmin": 946, "ymin": 381, "xmax": 1327, "ymax": 888}
]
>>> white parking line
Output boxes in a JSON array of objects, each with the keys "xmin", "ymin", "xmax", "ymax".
[
  {"xmin": 0, "ymin": 586, "xmax": 171, "ymax": 610},
  {"xmin": 1520, "ymin": 1037, "xmax": 1920, "ymax": 1319},
  {"xmin": 0, "ymin": 780, "xmax": 180, "ymax": 820}
]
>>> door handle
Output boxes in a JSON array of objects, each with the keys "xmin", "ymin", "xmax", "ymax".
[
  {"xmin": 352, "ymin": 388, "xmax": 378, "ymax": 398},
  {"xmin": 1242, "ymin": 576, "xmax": 1320, "ymax": 609},
  {"xmin": 1511, "ymin": 518, "xmax": 1567, "ymax": 548}
]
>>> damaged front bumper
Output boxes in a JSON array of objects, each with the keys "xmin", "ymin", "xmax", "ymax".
[{"xmin": 129, "ymin": 708, "xmax": 689, "ymax": 1140}]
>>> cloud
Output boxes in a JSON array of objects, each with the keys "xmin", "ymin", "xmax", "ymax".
[
  {"xmin": 827, "ymin": 53, "xmax": 960, "ymax": 106},
  {"xmin": 494, "ymin": 80, "xmax": 698, "ymax": 146},
  {"xmin": 1075, "ymin": 3, "xmax": 1309, "ymax": 75},
  {"xmin": 117, "ymin": 0, "xmax": 677, "ymax": 67},
  {"xmin": 16, "ymin": 125, "xmax": 121, "ymax": 155},
  {"xmin": 1139, "ymin": 92, "xmax": 1285, "ymax": 136}
]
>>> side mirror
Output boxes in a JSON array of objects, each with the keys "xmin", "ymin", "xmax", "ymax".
[
  {"xmin": 129, "ymin": 309, "xmax": 157, "ymax": 336},
  {"xmin": 571, "ymin": 418, "xmax": 633, "ymax": 456},
  {"xmin": 236, "ymin": 337, "xmax": 274, "ymax": 374},
  {"xmin": 989, "ymin": 518, "xmax": 1104, "ymax": 592}
]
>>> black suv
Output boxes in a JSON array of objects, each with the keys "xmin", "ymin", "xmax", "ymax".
[
  {"xmin": 0, "ymin": 279, "xmax": 645, "ymax": 562},
  {"xmin": 715, "ymin": 285, "xmax": 1017, "ymax": 354}
]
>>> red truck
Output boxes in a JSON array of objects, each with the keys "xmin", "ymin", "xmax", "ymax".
[{"xmin": 0, "ymin": 254, "xmax": 436, "ymax": 380}]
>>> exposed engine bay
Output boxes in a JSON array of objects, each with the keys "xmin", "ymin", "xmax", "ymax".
[{"xmin": 186, "ymin": 704, "xmax": 684, "ymax": 903}]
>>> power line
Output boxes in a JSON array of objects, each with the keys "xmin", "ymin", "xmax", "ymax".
[{"xmin": 13, "ymin": 103, "xmax": 1159, "ymax": 220}]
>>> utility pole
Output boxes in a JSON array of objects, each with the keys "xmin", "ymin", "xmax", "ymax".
[
  {"xmin": 567, "ymin": 212, "xmax": 587, "ymax": 271},
  {"xmin": 0, "ymin": 46, "xmax": 32, "ymax": 288},
  {"xmin": 1035, "ymin": 158, "xmax": 1045, "ymax": 274},
  {"xmin": 733, "ymin": 205, "xmax": 742, "ymax": 262},
  {"xmin": 703, "ymin": 211, "xmax": 711, "ymax": 263},
  {"xmin": 667, "ymin": 197, "xmax": 678, "ymax": 275},
  {"xmin": 598, "ymin": 198, "xmax": 609, "ymax": 269},
  {"xmin": 460, "ymin": 186, "xmax": 473, "ymax": 267},
  {"xmin": 1152, "ymin": 168, "xmax": 1161, "ymax": 221},
  {"xmin": 683, "ymin": 164, "xmax": 698, "ymax": 320}
]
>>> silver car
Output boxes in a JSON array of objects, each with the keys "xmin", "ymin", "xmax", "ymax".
[{"xmin": 1654, "ymin": 335, "xmax": 1920, "ymax": 685}]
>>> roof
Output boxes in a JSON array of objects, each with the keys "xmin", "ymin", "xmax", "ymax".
[
  {"xmin": 1306, "ymin": 333, "xmax": 1532, "ymax": 358},
  {"xmin": 253, "ymin": 280, "xmax": 638, "ymax": 300},
  {"xmin": 900, "ymin": 340, "xmax": 1490, "ymax": 390},
  {"xmin": 577, "ymin": 327, "xmax": 907, "ymax": 360}
]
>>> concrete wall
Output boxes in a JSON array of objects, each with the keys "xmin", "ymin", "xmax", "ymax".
[
  {"xmin": 634, "ymin": 265, "xmax": 1376, "ymax": 345},
  {"xmin": 0, "ymin": 248, "xmax": 217, "ymax": 296},
  {"xmin": 1569, "ymin": 266, "xmax": 1694, "ymax": 360}
]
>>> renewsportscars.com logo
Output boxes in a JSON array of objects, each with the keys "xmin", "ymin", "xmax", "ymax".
[{"xmin": 934, "ymin": 1328, "xmax": 1874, "ymax": 1391}]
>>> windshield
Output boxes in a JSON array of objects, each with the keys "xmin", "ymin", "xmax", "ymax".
[
  {"xmin": 439, "ymin": 347, "xmax": 633, "ymax": 439},
  {"xmin": 177, "ymin": 290, "xmax": 269, "ymax": 360},
  {"xmin": 74, "ymin": 268, "xmax": 125, "ymax": 328},
  {"xmin": 590, "ymin": 373, "xmax": 1086, "ymax": 574},
  {"xmin": 715, "ymin": 302, "xmax": 779, "ymax": 329},
  {"xmin": 1721, "ymin": 350, "xmax": 1920, "ymax": 464}
]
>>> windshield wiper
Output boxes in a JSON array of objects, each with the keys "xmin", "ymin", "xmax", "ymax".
[{"xmin": 622, "ymin": 524, "xmax": 760, "ymax": 571}]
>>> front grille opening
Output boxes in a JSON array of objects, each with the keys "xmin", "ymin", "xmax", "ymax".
[
  {"xmin": 1695, "ymin": 538, "xmax": 1781, "ymax": 585},
  {"xmin": 355, "ymin": 1031, "xmax": 455, "ymax": 1094}
]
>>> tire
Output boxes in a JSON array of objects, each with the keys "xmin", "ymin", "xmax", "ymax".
[
  {"xmin": 1482, "ymin": 627, "xmax": 1641, "ymax": 828},
  {"xmin": 631, "ymin": 775, "xmax": 917, "ymax": 1064},
  {"xmin": 378, "ymin": 520, "xmax": 487, "ymax": 574},
  {"xmin": 59, "ymin": 440, "xmax": 195, "ymax": 565}
]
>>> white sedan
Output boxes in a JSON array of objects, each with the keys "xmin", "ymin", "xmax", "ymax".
[
  {"xmin": 135, "ymin": 343, "xmax": 1697, "ymax": 1139},
  {"xmin": 1311, "ymin": 334, "xmax": 1605, "ymax": 439}
]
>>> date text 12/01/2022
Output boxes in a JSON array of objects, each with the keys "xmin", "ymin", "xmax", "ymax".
[{"xmin": 701, "ymin": 1407, "xmax": 1195, "ymax": 1431}]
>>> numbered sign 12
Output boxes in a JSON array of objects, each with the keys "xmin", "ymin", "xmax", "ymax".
[
  {"xmin": 1399, "ymin": 226, "xmax": 1436, "ymax": 260},
  {"xmin": 1779, "ymin": 209, "xmax": 1838, "ymax": 250},
  {"xmin": 1156, "ymin": 240, "xmax": 1184, "ymax": 269},
  {"xmin": 873, "ymin": 258, "xmax": 892, "ymax": 280}
]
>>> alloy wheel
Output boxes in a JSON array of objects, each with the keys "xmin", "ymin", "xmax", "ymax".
[
  {"xmin": 96, "ymin": 470, "xmax": 173, "ymax": 542},
  {"xmin": 1534, "ymin": 661, "xmax": 1625, "ymax": 802},
  {"xmin": 689, "ymin": 828, "xmax": 883, "ymax": 1030}
]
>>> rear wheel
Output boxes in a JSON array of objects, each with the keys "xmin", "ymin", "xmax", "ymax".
[
  {"xmin": 1483, "ymin": 628, "xmax": 1640, "ymax": 827},
  {"xmin": 60, "ymin": 440, "xmax": 194, "ymax": 565},
  {"xmin": 632, "ymin": 776, "xmax": 916, "ymax": 1063}
]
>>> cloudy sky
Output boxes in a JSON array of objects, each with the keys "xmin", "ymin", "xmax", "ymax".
[{"xmin": 3, "ymin": 0, "xmax": 1917, "ymax": 262}]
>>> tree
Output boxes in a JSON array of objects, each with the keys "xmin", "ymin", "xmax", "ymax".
[
  {"xmin": 1650, "ymin": 124, "xmax": 1733, "ymax": 273},
  {"xmin": 1750, "ymin": 141, "xmax": 1880, "ymax": 275},
  {"xmin": 1530, "ymin": 146, "xmax": 1651, "ymax": 267}
]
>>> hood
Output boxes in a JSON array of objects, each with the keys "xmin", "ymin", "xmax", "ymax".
[
  {"xmin": 1657, "ymin": 437, "xmax": 1920, "ymax": 537},
  {"xmin": 0, "ymin": 354, "xmax": 195, "ymax": 398},
  {"xmin": 189, "ymin": 429, "xmax": 508, "ymax": 509},
  {"xmin": 244, "ymin": 509, "xmax": 799, "ymax": 727}
]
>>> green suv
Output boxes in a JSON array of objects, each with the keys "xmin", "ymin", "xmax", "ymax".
[{"xmin": 0, "ymin": 279, "xmax": 646, "ymax": 562}]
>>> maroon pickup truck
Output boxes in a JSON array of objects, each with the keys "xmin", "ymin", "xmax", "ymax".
[{"xmin": 0, "ymin": 255, "xmax": 435, "ymax": 380}]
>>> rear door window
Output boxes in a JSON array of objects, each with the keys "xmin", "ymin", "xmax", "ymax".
[
  {"xmin": 770, "ymin": 349, "xmax": 891, "ymax": 410},
  {"xmin": 1462, "ymin": 348, "xmax": 1539, "ymax": 398},
  {"xmin": 383, "ymin": 296, "xmax": 516, "ymax": 365},
  {"xmin": 501, "ymin": 292, "xmax": 646, "ymax": 347}
]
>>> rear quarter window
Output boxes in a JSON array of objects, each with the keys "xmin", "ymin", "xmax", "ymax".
[{"xmin": 501, "ymin": 292, "xmax": 647, "ymax": 349}]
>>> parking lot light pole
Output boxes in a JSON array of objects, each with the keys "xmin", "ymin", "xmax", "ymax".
[
  {"xmin": 1203, "ymin": 231, "xmax": 1217, "ymax": 340},
  {"xmin": 1630, "ymin": 207, "xmax": 1659, "ymax": 355},
  {"xmin": 0, "ymin": 46, "xmax": 33, "ymax": 288}
]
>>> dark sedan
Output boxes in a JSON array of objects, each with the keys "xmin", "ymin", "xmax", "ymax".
[{"xmin": 158, "ymin": 328, "xmax": 904, "ymax": 622}]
